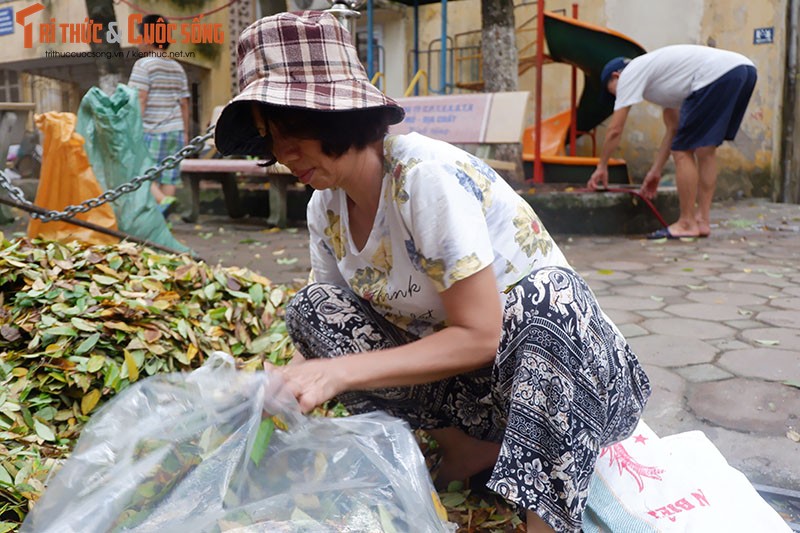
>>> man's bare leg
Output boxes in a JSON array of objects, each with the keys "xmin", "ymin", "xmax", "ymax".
[
  {"xmin": 694, "ymin": 145, "xmax": 718, "ymax": 236},
  {"xmin": 161, "ymin": 183, "xmax": 177, "ymax": 198},
  {"xmin": 150, "ymin": 182, "xmax": 166, "ymax": 204},
  {"xmin": 526, "ymin": 510, "xmax": 555, "ymax": 533},
  {"xmin": 669, "ymin": 149, "xmax": 702, "ymax": 237},
  {"xmin": 427, "ymin": 427, "xmax": 500, "ymax": 488}
]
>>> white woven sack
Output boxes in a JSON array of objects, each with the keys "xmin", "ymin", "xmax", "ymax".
[{"xmin": 584, "ymin": 420, "xmax": 791, "ymax": 532}]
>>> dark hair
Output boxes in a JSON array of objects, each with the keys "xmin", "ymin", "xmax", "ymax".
[
  {"xmin": 139, "ymin": 14, "xmax": 170, "ymax": 50},
  {"xmin": 253, "ymin": 104, "xmax": 396, "ymax": 165}
]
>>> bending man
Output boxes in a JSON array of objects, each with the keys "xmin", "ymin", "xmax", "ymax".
[{"xmin": 588, "ymin": 45, "xmax": 756, "ymax": 239}]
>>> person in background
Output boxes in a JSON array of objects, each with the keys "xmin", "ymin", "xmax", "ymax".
[
  {"xmin": 215, "ymin": 12, "xmax": 651, "ymax": 533},
  {"xmin": 587, "ymin": 45, "xmax": 757, "ymax": 239},
  {"xmin": 128, "ymin": 13, "xmax": 190, "ymax": 217}
]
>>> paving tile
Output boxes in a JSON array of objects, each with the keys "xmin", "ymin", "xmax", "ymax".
[
  {"xmin": 719, "ymin": 272, "xmax": 795, "ymax": 288},
  {"xmin": 717, "ymin": 348, "xmax": 800, "ymax": 381},
  {"xmin": 740, "ymin": 327, "xmax": 800, "ymax": 347},
  {"xmin": 599, "ymin": 308, "xmax": 640, "ymax": 326},
  {"xmin": 662, "ymin": 302, "xmax": 746, "ymax": 321},
  {"xmin": 756, "ymin": 309, "xmax": 800, "ymax": 329},
  {"xmin": 637, "ymin": 310, "xmax": 672, "ymax": 318},
  {"xmin": 675, "ymin": 363, "xmax": 734, "ymax": 382},
  {"xmin": 688, "ymin": 378, "xmax": 800, "ymax": 434},
  {"xmin": 640, "ymin": 317, "xmax": 736, "ymax": 339},
  {"xmin": 609, "ymin": 284, "xmax": 685, "ymax": 298},
  {"xmin": 590, "ymin": 295, "xmax": 664, "ymax": 311},
  {"xmin": 579, "ymin": 270, "xmax": 632, "ymax": 282},
  {"xmin": 705, "ymin": 281, "xmax": 783, "ymax": 297},
  {"xmin": 628, "ymin": 334, "xmax": 717, "ymax": 367},
  {"xmin": 630, "ymin": 274, "xmax": 705, "ymax": 287},
  {"xmin": 640, "ymin": 365, "xmax": 687, "ymax": 425},
  {"xmin": 784, "ymin": 286, "xmax": 800, "ymax": 297},
  {"xmin": 685, "ymin": 290, "xmax": 768, "ymax": 306},
  {"xmin": 617, "ymin": 323, "xmax": 649, "ymax": 338},
  {"xmin": 722, "ymin": 319, "xmax": 774, "ymax": 331},
  {"xmin": 707, "ymin": 338, "xmax": 752, "ymax": 351},
  {"xmin": 769, "ymin": 297, "xmax": 800, "ymax": 311},
  {"xmin": 589, "ymin": 260, "xmax": 651, "ymax": 271}
]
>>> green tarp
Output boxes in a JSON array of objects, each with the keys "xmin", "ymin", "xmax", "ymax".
[{"xmin": 77, "ymin": 84, "xmax": 190, "ymax": 254}]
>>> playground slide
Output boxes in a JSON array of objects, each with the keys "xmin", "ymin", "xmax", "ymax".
[
  {"xmin": 543, "ymin": 12, "xmax": 647, "ymax": 133},
  {"xmin": 522, "ymin": 13, "xmax": 646, "ymax": 183}
]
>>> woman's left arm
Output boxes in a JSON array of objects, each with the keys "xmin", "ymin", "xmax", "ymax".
[{"xmin": 277, "ymin": 265, "xmax": 502, "ymax": 412}]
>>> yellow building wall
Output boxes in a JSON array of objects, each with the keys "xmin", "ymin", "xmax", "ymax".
[{"xmin": 0, "ymin": 0, "xmax": 233, "ymax": 131}]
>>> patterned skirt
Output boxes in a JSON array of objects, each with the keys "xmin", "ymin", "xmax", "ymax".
[{"xmin": 284, "ymin": 266, "xmax": 651, "ymax": 532}]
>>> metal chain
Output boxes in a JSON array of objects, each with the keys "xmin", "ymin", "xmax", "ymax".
[{"xmin": 0, "ymin": 126, "xmax": 215, "ymax": 223}]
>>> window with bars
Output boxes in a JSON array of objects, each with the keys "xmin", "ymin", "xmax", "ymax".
[{"xmin": 0, "ymin": 69, "xmax": 20, "ymax": 102}]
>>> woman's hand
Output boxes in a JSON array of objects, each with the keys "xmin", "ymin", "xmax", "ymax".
[{"xmin": 267, "ymin": 358, "xmax": 346, "ymax": 413}]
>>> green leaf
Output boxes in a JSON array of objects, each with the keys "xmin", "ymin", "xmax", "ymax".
[
  {"xmin": 378, "ymin": 504, "xmax": 399, "ymax": 533},
  {"xmin": 41, "ymin": 325, "xmax": 78, "ymax": 337},
  {"xmin": 250, "ymin": 418, "xmax": 275, "ymax": 466},
  {"xmin": 252, "ymin": 333, "xmax": 282, "ymax": 354},
  {"xmin": 70, "ymin": 317, "xmax": 98, "ymax": 332},
  {"xmin": 86, "ymin": 354, "xmax": 106, "ymax": 373},
  {"xmin": 440, "ymin": 491, "xmax": 467, "ymax": 508},
  {"xmin": 92, "ymin": 274, "xmax": 119, "ymax": 285},
  {"xmin": 203, "ymin": 284, "xmax": 217, "ymax": 300},
  {"xmin": 249, "ymin": 283, "xmax": 264, "ymax": 305},
  {"xmin": 33, "ymin": 419, "xmax": 56, "ymax": 441},
  {"xmin": 0, "ymin": 464, "xmax": 12, "ymax": 486},
  {"xmin": 75, "ymin": 333, "xmax": 101, "ymax": 355},
  {"xmin": 446, "ymin": 480, "xmax": 464, "ymax": 492}
]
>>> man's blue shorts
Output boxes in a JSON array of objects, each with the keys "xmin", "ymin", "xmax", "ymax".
[{"xmin": 671, "ymin": 64, "xmax": 757, "ymax": 151}]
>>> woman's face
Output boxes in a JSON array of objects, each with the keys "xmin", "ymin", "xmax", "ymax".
[{"xmin": 266, "ymin": 120, "xmax": 344, "ymax": 190}]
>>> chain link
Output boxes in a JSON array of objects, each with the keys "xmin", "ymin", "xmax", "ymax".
[{"xmin": 0, "ymin": 126, "xmax": 215, "ymax": 223}]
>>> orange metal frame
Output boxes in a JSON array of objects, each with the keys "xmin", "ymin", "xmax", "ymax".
[{"xmin": 533, "ymin": 1, "xmax": 581, "ymax": 184}]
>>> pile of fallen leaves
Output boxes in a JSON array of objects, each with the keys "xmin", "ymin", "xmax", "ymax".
[
  {"xmin": 0, "ymin": 235, "xmax": 294, "ymax": 529},
  {"xmin": 0, "ymin": 235, "xmax": 523, "ymax": 532}
]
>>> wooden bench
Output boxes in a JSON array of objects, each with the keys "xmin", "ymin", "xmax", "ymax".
[{"xmin": 179, "ymin": 159, "xmax": 297, "ymax": 228}]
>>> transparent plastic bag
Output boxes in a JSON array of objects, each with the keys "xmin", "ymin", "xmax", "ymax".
[{"xmin": 21, "ymin": 353, "xmax": 452, "ymax": 533}]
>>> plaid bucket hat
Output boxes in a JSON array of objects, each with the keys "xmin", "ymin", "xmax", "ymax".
[{"xmin": 215, "ymin": 11, "xmax": 405, "ymax": 156}]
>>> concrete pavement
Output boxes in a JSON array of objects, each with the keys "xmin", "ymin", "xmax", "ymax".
[{"xmin": 4, "ymin": 197, "xmax": 798, "ymax": 492}]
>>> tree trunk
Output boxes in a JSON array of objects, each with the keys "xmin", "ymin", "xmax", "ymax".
[
  {"xmin": 86, "ymin": 0, "xmax": 123, "ymax": 95},
  {"xmin": 481, "ymin": 0, "xmax": 525, "ymax": 188}
]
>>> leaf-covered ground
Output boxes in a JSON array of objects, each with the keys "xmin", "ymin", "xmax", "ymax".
[{"xmin": 0, "ymin": 236, "xmax": 522, "ymax": 532}]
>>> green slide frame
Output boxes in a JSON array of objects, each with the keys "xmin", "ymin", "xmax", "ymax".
[{"xmin": 543, "ymin": 12, "xmax": 647, "ymax": 133}]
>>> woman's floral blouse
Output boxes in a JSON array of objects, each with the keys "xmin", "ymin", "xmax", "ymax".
[{"xmin": 307, "ymin": 132, "xmax": 570, "ymax": 337}]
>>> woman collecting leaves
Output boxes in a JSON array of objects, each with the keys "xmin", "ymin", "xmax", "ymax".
[{"xmin": 214, "ymin": 11, "xmax": 651, "ymax": 533}]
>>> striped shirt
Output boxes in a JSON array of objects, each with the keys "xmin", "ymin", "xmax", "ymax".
[{"xmin": 129, "ymin": 56, "xmax": 190, "ymax": 134}]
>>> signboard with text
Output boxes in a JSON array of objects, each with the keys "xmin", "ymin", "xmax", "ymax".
[
  {"xmin": 0, "ymin": 7, "xmax": 13, "ymax": 37},
  {"xmin": 390, "ymin": 94, "xmax": 492, "ymax": 144}
]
